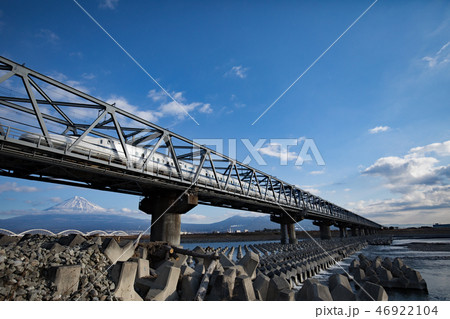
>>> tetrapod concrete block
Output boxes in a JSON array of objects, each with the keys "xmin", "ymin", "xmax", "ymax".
[
  {"xmin": 136, "ymin": 258, "xmax": 150, "ymax": 279},
  {"xmin": 102, "ymin": 238, "xmax": 135, "ymax": 263},
  {"xmin": 207, "ymin": 268, "xmax": 237, "ymax": 301},
  {"xmin": 382, "ymin": 257, "xmax": 392, "ymax": 271},
  {"xmin": 278, "ymin": 288, "xmax": 295, "ymax": 301},
  {"xmin": 232, "ymin": 275, "xmax": 256, "ymax": 301},
  {"xmin": 48, "ymin": 265, "xmax": 82, "ymax": 297},
  {"xmin": 146, "ymin": 264, "xmax": 181, "ymax": 301},
  {"xmin": 253, "ymin": 273, "xmax": 270, "ymax": 301},
  {"xmin": 357, "ymin": 282, "xmax": 388, "ymax": 301},
  {"xmin": 267, "ymin": 275, "xmax": 291, "ymax": 301},
  {"xmin": 173, "ymin": 254, "xmax": 188, "ymax": 268},
  {"xmin": 59, "ymin": 234, "xmax": 86, "ymax": 247},
  {"xmin": 238, "ymin": 251, "xmax": 260, "ymax": 280},
  {"xmin": 295, "ymin": 279, "xmax": 333, "ymax": 301},
  {"xmin": 377, "ymin": 267, "xmax": 393, "ymax": 282},
  {"xmin": 329, "ymin": 274, "xmax": 355, "ymax": 301},
  {"xmin": 180, "ymin": 271, "xmax": 202, "ymax": 301},
  {"xmin": 219, "ymin": 253, "xmax": 236, "ymax": 268},
  {"xmin": 111, "ymin": 261, "xmax": 143, "ymax": 301}
]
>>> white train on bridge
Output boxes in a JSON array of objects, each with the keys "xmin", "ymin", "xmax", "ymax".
[{"xmin": 20, "ymin": 133, "xmax": 275, "ymax": 201}]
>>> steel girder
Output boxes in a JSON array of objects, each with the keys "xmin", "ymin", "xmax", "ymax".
[{"xmin": 0, "ymin": 56, "xmax": 381, "ymax": 229}]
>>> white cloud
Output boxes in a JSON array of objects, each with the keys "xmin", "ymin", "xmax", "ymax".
[
  {"xmin": 106, "ymin": 95, "xmax": 159, "ymax": 123},
  {"xmin": 181, "ymin": 214, "xmax": 208, "ymax": 223},
  {"xmin": 225, "ymin": 65, "xmax": 249, "ymax": 79},
  {"xmin": 158, "ymin": 100, "xmax": 201, "ymax": 120},
  {"xmin": 303, "ymin": 187, "xmax": 321, "ymax": 195},
  {"xmin": 82, "ymin": 73, "xmax": 96, "ymax": 80},
  {"xmin": 347, "ymin": 186, "xmax": 450, "ymax": 225},
  {"xmin": 422, "ymin": 42, "xmax": 450, "ymax": 68},
  {"xmin": 344, "ymin": 188, "xmax": 351, "ymax": 192},
  {"xmin": 222, "ymin": 210, "xmax": 261, "ymax": 219},
  {"xmin": 230, "ymin": 94, "xmax": 246, "ymax": 108},
  {"xmin": 0, "ymin": 182, "xmax": 38, "ymax": 194},
  {"xmin": 309, "ymin": 170, "xmax": 325, "ymax": 175},
  {"xmin": 99, "ymin": 0, "xmax": 119, "ymax": 10},
  {"xmin": 409, "ymin": 140, "xmax": 450, "ymax": 157},
  {"xmin": 0, "ymin": 208, "xmax": 41, "ymax": 219},
  {"xmin": 198, "ymin": 103, "xmax": 212, "ymax": 114},
  {"xmin": 30, "ymin": 72, "xmax": 99, "ymax": 122},
  {"xmin": 50, "ymin": 197, "xmax": 62, "ymax": 203},
  {"xmin": 36, "ymin": 29, "xmax": 59, "ymax": 43},
  {"xmin": 108, "ymin": 90, "xmax": 212, "ymax": 124},
  {"xmin": 47, "ymin": 72, "xmax": 91, "ymax": 102},
  {"xmin": 358, "ymin": 140, "xmax": 450, "ymax": 225},
  {"xmin": 368, "ymin": 126, "xmax": 390, "ymax": 134},
  {"xmin": 104, "ymin": 207, "xmax": 147, "ymax": 219},
  {"xmin": 258, "ymin": 143, "xmax": 297, "ymax": 161},
  {"xmin": 148, "ymin": 89, "xmax": 166, "ymax": 102},
  {"xmin": 363, "ymin": 139, "xmax": 450, "ymax": 192}
]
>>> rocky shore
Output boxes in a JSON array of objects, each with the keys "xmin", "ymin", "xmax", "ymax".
[{"xmin": 0, "ymin": 234, "xmax": 428, "ymax": 301}]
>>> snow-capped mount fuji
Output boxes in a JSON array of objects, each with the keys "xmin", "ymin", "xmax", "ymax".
[
  {"xmin": 44, "ymin": 196, "xmax": 106, "ymax": 214},
  {"xmin": 1, "ymin": 195, "xmax": 319, "ymax": 233}
]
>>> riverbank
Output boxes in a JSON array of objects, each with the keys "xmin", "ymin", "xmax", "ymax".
[
  {"xmin": 181, "ymin": 227, "xmax": 450, "ymax": 243},
  {"xmin": 405, "ymin": 242, "xmax": 450, "ymax": 252}
]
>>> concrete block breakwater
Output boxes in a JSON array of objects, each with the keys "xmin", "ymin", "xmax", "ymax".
[
  {"xmin": 349, "ymin": 254, "xmax": 428, "ymax": 292},
  {"xmin": 0, "ymin": 234, "xmax": 418, "ymax": 301}
]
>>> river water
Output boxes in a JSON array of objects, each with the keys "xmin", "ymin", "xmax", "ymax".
[{"xmin": 180, "ymin": 237, "xmax": 450, "ymax": 301}]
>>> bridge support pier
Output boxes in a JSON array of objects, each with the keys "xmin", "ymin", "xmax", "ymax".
[
  {"xmin": 287, "ymin": 223, "xmax": 297, "ymax": 244},
  {"xmin": 271, "ymin": 212, "xmax": 303, "ymax": 245},
  {"xmin": 339, "ymin": 225, "xmax": 348, "ymax": 238},
  {"xmin": 351, "ymin": 227, "xmax": 358, "ymax": 237},
  {"xmin": 280, "ymin": 223, "xmax": 289, "ymax": 244},
  {"xmin": 139, "ymin": 191, "xmax": 198, "ymax": 246},
  {"xmin": 313, "ymin": 221, "xmax": 332, "ymax": 240}
]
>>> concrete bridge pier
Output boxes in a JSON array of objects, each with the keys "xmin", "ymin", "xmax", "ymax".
[
  {"xmin": 338, "ymin": 225, "xmax": 348, "ymax": 238},
  {"xmin": 139, "ymin": 191, "xmax": 198, "ymax": 246},
  {"xmin": 351, "ymin": 227, "xmax": 358, "ymax": 237},
  {"xmin": 271, "ymin": 212, "xmax": 304, "ymax": 245},
  {"xmin": 313, "ymin": 221, "xmax": 333, "ymax": 240},
  {"xmin": 287, "ymin": 223, "xmax": 297, "ymax": 244},
  {"xmin": 280, "ymin": 223, "xmax": 289, "ymax": 244}
]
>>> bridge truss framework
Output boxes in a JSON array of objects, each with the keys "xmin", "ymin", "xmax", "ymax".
[{"xmin": 0, "ymin": 56, "xmax": 381, "ymax": 244}]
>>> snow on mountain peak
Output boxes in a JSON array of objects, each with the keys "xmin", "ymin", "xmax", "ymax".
[{"xmin": 44, "ymin": 196, "xmax": 106, "ymax": 213}]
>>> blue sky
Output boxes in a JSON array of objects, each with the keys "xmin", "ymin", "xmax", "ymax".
[{"xmin": 0, "ymin": 0, "xmax": 449, "ymax": 226}]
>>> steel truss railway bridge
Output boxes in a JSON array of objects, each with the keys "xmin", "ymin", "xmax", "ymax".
[{"xmin": 0, "ymin": 56, "xmax": 381, "ymax": 245}]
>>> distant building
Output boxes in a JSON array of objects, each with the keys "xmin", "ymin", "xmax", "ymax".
[{"xmin": 433, "ymin": 223, "xmax": 450, "ymax": 229}]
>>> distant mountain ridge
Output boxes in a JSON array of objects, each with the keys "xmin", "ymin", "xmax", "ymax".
[
  {"xmin": 0, "ymin": 196, "xmax": 317, "ymax": 233},
  {"xmin": 181, "ymin": 215, "xmax": 316, "ymax": 233}
]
